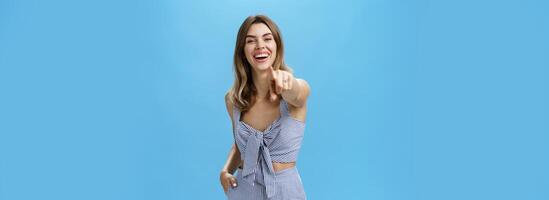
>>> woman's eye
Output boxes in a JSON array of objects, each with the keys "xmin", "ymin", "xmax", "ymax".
[
  {"xmin": 265, "ymin": 38, "xmax": 273, "ymax": 41},
  {"xmin": 246, "ymin": 40, "xmax": 255, "ymax": 43}
]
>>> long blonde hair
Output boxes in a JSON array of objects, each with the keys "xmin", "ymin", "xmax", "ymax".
[{"xmin": 228, "ymin": 15, "xmax": 292, "ymax": 112}]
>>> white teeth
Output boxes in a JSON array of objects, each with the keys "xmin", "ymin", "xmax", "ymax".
[{"xmin": 254, "ymin": 53, "xmax": 269, "ymax": 58}]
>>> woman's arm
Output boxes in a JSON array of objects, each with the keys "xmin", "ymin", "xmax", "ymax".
[
  {"xmin": 220, "ymin": 92, "xmax": 241, "ymax": 192},
  {"xmin": 281, "ymin": 78, "xmax": 310, "ymax": 108},
  {"xmin": 221, "ymin": 92, "xmax": 241, "ymax": 174},
  {"xmin": 220, "ymin": 143, "xmax": 241, "ymax": 175},
  {"xmin": 268, "ymin": 66, "xmax": 310, "ymax": 108}
]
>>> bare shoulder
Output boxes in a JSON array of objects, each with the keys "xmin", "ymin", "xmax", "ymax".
[{"xmin": 225, "ymin": 91, "xmax": 234, "ymax": 121}]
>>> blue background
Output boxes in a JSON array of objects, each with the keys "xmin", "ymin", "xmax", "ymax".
[{"xmin": 1, "ymin": 0, "xmax": 548, "ymax": 199}]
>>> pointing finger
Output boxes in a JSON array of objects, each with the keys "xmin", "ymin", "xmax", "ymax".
[
  {"xmin": 272, "ymin": 67, "xmax": 279, "ymax": 82},
  {"xmin": 276, "ymin": 71, "xmax": 284, "ymax": 94},
  {"xmin": 270, "ymin": 79, "xmax": 278, "ymax": 101}
]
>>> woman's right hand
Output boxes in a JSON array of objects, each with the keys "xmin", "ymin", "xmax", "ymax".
[{"xmin": 220, "ymin": 170, "xmax": 238, "ymax": 193}]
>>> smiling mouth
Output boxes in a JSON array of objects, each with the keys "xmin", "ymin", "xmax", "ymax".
[{"xmin": 253, "ymin": 52, "xmax": 270, "ymax": 63}]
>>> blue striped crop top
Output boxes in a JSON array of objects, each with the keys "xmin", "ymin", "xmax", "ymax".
[{"xmin": 232, "ymin": 98, "xmax": 305, "ymax": 198}]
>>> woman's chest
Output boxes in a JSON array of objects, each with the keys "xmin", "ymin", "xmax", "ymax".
[{"xmin": 240, "ymin": 104, "xmax": 281, "ymax": 133}]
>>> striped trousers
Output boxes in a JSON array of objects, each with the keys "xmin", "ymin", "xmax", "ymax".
[{"xmin": 225, "ymin": 166, "xmax": 306, "ymax": 200}]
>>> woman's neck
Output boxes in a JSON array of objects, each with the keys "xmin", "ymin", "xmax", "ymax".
[{"xmin": 252, "ymin": 68, "xmax": 271, "ymax": 101}]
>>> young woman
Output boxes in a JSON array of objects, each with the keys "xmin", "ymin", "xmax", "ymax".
[{"xmin": 220, "ymin": 15, "xmax": 311, "ymax": 200}]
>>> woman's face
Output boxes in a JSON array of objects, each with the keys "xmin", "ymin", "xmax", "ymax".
[{"xmin": 244, "ymin": 23, "xmax": 277, "ymax": 71}]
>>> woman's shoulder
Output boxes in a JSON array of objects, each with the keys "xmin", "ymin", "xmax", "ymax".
[{"xmin": 225, "ymin": 91, "xmax": 235, "ymax": 120}]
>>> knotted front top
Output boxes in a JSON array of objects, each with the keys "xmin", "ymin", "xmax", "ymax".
[{"xmin": 232, "ymin": 99, "xmax": 305, "ymax": 198}]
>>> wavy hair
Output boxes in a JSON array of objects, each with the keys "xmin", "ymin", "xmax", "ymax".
[{"xmin": 228, "ymin": 15, "xmax": 292, "ymax": 112}]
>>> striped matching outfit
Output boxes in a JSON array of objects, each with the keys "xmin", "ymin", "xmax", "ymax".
[{"xmin": 226, "ymin": 99, "xmax": 306, "ymax": 200}]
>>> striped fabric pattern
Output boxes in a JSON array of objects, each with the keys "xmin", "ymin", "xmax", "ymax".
[
  {"xmin": 226, "ymin": 166, "xmax": 306, "ymax": 200},
  {"xmin": 229, "ymin": 99, "xmax": 306, "ymax": 199}
]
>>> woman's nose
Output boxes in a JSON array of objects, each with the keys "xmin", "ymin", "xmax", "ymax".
[{"xmin": 255, "ymin": 40, "xmax": 266, "ymax": 49}]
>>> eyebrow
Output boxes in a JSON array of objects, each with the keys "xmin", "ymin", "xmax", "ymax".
[{"xmin": 245, "ymin": 33, "xmax": 273, "ymax": 39}]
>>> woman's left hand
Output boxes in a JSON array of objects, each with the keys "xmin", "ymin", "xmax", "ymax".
[{"xmin": 268, "ymin": 66, "xmax": 294, "ymax": 102}]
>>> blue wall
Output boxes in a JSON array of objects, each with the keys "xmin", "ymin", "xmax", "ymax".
[{"xmin": 1, "ymin": 0, "xmax": 547, "ymax": 199}]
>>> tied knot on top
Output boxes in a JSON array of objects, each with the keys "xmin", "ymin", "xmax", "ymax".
[{"xmin": 240, "ymin": 118, "xmax": 282, "ymax": 198}]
